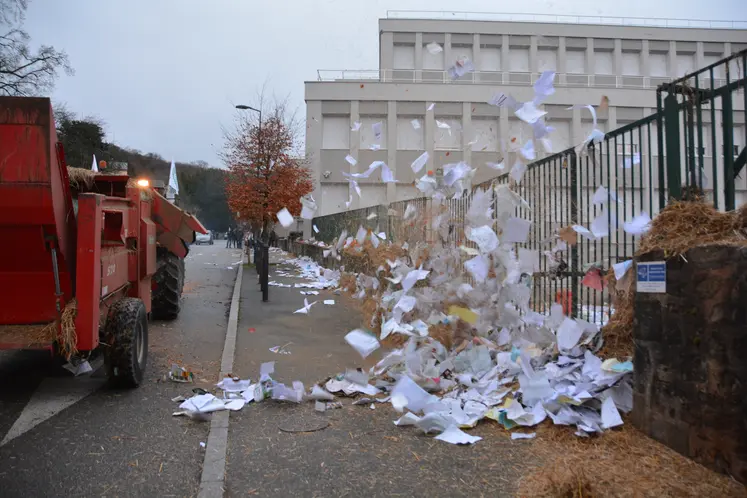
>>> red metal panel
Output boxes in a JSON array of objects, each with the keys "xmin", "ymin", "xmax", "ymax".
[
  {"xmin": 100, "ymin": 247, "xmax": 130, "ymax": 299},
  {"xmin": 74, "ymin": 194, "xmax": 102, "ymax": 351},
  {"xmin": 0, "ymin": 97, "xmax": 74, "ymax": 326}
]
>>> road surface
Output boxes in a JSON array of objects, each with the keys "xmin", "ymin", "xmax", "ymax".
[{"xmin": 0, "ymin": 243, "xmax": 242, "ymax": 498}]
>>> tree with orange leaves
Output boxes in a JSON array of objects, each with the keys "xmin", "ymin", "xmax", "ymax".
[{"xmin": 223, "ymin": 101, "xmax": 313, "ymax": 240}]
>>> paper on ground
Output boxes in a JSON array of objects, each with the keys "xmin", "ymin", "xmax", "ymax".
[
  {"xmin": 511, "ymin": 432, "xmax": 537, "ymax": 440},
  {"xmin": 557, "ymin": 317, "xmax": 583, "ymax": 350},
  {"xmin": 345, "ymin": 329, "xmax": 380, "ymax": 358},
  {"xmin": 435, "ymin": 425, "xmax": 482, "ymax": 445},
  {"xmin": 601, "ymin": 396, "xmax": 624, "ymax": 428},
  {"xmin": 276, "ymin": 208, "xmax": 294, "ymax": 228},
  {"xmin": 294, "ymin": 298, "xmax": 316, "ymax": 314},
  {"xmin": 391, "ymin": 375, "xmax": 437, "ymax": 413},
  {"xmin": 324, "ymin": 299, "xmax": 335, "ymax": 305}
]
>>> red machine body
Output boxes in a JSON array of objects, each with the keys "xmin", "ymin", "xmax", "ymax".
[{"xmin": 0, "ymin": 97, "xmax": 206, "ymax": 355}]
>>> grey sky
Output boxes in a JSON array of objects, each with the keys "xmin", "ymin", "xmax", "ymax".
[{"xmin": 23, "ymin": 0, "xmax": 746, "ymax": 167}]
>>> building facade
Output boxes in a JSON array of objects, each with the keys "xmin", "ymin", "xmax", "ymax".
[{"xmin": 303, "ymin": 12, "xmax": 747, "ymax": 236}]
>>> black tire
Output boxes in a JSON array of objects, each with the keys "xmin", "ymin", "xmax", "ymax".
[
  {"xmin": 104, "ymin": 298, "xmax": 147, "ymax": 388},
  {"xmin": 152, "ymin": 248, "xmax": 185, "ymax": 320}
]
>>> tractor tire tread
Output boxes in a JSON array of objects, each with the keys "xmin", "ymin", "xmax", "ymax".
[
  {"xmin": 104, "ymin": 297, "xmax": 147, "ymax": 388},
  {"xmin": 152, "ymin": 249, "xmax": 185, "ymax": 320}
]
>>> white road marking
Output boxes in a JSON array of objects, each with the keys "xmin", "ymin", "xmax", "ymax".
[{"xmin": 1, "ymin": 374, "xmax": 105, "ymax": 446}]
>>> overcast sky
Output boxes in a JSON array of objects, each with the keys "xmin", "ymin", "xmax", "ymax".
[{"xmin": 23, "ymin": 0, "xmax": 745, "ymax": 167}]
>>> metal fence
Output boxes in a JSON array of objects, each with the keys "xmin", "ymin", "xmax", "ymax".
[{"xmin": 310, "ymin": 49, "xmax": 746, "ymax": 319}]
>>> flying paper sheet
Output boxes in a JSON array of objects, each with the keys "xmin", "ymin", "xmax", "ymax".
[
  {"xmin": 592, "ymin": 185, "xmax": 619, "ymax": 205},
  {"xmin": 372, "ymin": 122, "xmax": 382, "ymax": 141},
  {"xmin": 447, "ymin": 57, "xmax": 475, "ymax": 80},
  {"xmin": 520, "ymin": 140, "xmax": 536, "ymax": 161},
  {"xmin": 503, "ymin": 217, "xmax": 531, "ymax": 243},
  {"xmin": 532, "ymin": 119, "xmax": 554, "ymax": 139},
  {"xmin": 624, "ymin": 153, "xmax": 641, "ymax": 168},
  {"xmin": 402, "ymin": 268, "xmax": 430, "ymax": 292},
  {"xmin": 623, "ymin": 212, "xmax": 652, "ymax": 235},
  {"xmin": 427, "ymin": 103, "xmax": 435, "ymax": 111},
  {"xmin": 467, "ymin": 225, "xmax": 499, "ymax": 253},
  {"xmin": 426, "ymin": 41, "xmax": 443, "ymax": 54},
  {"xmin": 380, "ymin": 163, "xmax": 396, "ymax": 183},
  {"xmin": 345, "ymin": 154, "xmax": 357, "ymax": 166},
  {"xmin": 344, "ymin": 329, "xmax": 380, "ymax": 358},
  {"xmin": 533, "ymin": 71, "xmax": 556, "ymax": 99},
  {"xmin": 277, "ymin": 208, "xmax": 294, "ymax": 228},
  {"xmin": 411, "ymin": 151, "xmax": 429, "ymax": 173},
  {"xmin": 436, "ymin": 120, "xmax": 450, "ymax": 130},
  {"xmin": 572, "ymin": 225, "xmax": 595, "ymax": 240},
  {"xmin": 515, "ymin": 101, "xmax": 547, "ymax": 124},
  {"xmin": 300, "ymin": 196, "xmax": 317, "ymax": 220},
  {"xmin": 486, "ymin": 162, "xmax": 505, "ymax": 171},
  {"xmin": 591, "ymin": 210, "xmax": 611, "ymax": 238},
  {"xmin": 613, "ymin": 260, "xmax": 633, "ymax": 280},
  {"xmin": 351, "ymin": 121, "xmax": 361, "ymax": 131},
  {"xmin": 464, "ymin": 254, "xmax": 489, "ymax": 283},
  {"xmin": 510, "ymin": 162, "xmax": 527, "ymax": 183},
  {"xmin": 411, "ymin": 119, "xmax": 421, "ymax": 130},
  {"xmin": 294, "ymin": 298, "xmax": 316, "ymax": 314}
]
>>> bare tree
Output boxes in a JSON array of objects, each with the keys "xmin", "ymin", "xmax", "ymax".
[{"xmin": 0, "ymin": 0, "xmax": 73, "ymax": 96}]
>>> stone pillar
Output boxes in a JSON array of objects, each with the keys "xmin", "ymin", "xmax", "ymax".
[
  {"xmin": 530, "ymin": 35, "xmax": 538, "ymax": 74},
  {"xmin": 501, "ymin": 34, "xmax": 509, "ymax": 83},
  {"xmin": 387, "ymin": 101, "xmax": 397, "ymax": 204},
  {"xmin": 669, "ymin": 41, "xmax": 677, "ymax": 78},
  {"xmin": 349, "ymin": 101, "xmax": 360, "ymax": 210},
  {"xmin": 415, "ymin": 32, "xmax": 423, "ymax": 82},
  {"xmin": 634, "ymin": 246, "xmax": 747, "ymax": 485},
  {"xmin": 586, "ymin": 37, "xmax": 595, "ymax": 84},
  {"xmin": 444, "ymin": 33, "xmax": 453, "ymax": 70},
  {"xmin": 642, "ymin": 40, "xmax": 651, "ymax": 85},
  {"xmin": 558, "ymin": 37, "xmax": 567, "ymax": 85},
  {"xmin": 462, "ymin": 102, "xmax": 472, "ymax": 166},
  {"xmin": 473, "ymin": 33, "xmax": 481, "ymax": 71},
  {"xmin": 614, "ymin": 38, "xmax": 623, "ymax": 79}
]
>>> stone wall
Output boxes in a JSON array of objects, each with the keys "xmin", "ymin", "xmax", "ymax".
[{"xmin": 633, "ymin": 245, "xmax": 747, "ymax": 484}]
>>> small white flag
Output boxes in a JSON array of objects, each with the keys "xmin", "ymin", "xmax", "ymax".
[
  {"xmin": 91, "ymin": 154, "xmax": 99, "ymax": 172},
  {"xmin": 169, "ymin": 159, "xmax": 179, "ymax": 194}
]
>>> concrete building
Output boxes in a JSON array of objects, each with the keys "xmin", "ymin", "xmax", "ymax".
[{"xmin": 304, "ymin": 11, "xmax": 747, "ymax": 235}]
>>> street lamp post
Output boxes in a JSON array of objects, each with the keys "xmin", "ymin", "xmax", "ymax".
[{"xmin": 235, "ymin": 104, "xmax": 269, "ymax": 302}]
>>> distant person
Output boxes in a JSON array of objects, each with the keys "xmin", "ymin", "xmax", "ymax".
[
  {"xmin": 236, "ymin": 229, "xmax": 243, "ymax": 249},
  {"xmin": 269, "ymin": 230, "xmax": 277, "ymax": 247},
  {"xmin": 226, "ymin": 227, "xmax": 234, "ymax": 248}
]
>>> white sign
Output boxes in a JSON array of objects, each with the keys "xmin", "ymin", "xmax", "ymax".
[{"xmin": 636, "ymin": 261, "xmax": 666, "ymax": 293}]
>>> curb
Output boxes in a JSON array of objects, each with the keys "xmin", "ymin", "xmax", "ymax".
[{"xmin": 197, "ymin": 256, "xmax": 243, "ymax": 498}]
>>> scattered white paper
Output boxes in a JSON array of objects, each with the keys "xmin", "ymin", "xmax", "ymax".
[
  {"xmin": 557, "ymin": 318, "xmax": 583, "ymax": 350},
  {"xmin": 435, "ymin": 425, "xmax": 482, "ymax": 445},
  {"xmin": 511, "ymin": 432, "xmax": 537, "ymax": 440},
  {"xmin": 351, "ymin": 121, "xmax": 362, "ymax": 132},
  {"xmin": 520, "ymin": 140, "xmax": 536, "ymax": 161},
  {"xmin": 515, "ymin": 101, "xmax": 547, "ymax": 125},
  {"xmin": 488, "ymin": 92, "xmax": 519, "ymax": 110},
  {"xmin": 592, "ymin": 185, "xmax": 619, "ymax": 205},
  {"xmin": 436, "ymin": 120, "xmax": 450, "ymax": 130},
  {"xmin": 381, "ymin": 163, "xmax": 396, "ymax": 183},
  {"xmin": 510, "ymin": 161, "xmax": 527, "ymax": 183},
  {"xmin": 624, "ymin": 212, "xmax": 651, "ymax": 235},
  {"xmin": 411, "ymin": 151, "xmax": 429, "ymax": 173},
  {"xmin": 533, "ymin": 71, "xmax": 555, "ymax": 99},
  {"xmin": 467, "ymin": 225, "xmax": 499, "ymax": 253},
  {"xmin": 601, "ymin": 396, "xmax": 624, "ymax": 429},
  {"xmin": 294, "ymin": 297, "xmax": 317, "ymax": 314},
  {"xmin": 503, "ymin": 217, "xmax": 531, "ymax": 243},
  {"xmin": 411, "ymin": 119, "xmax": 421, "ymax": 130},
  {"xmin": 464, "ymin": 254, "xmax": 489, "ymax": 283},
  {"xmin": 324, "ymin": 299, "xmax": 335, "ymax": 305},
  {"xmin": 486, "ymin": 161, "xmax": 505, "ymax": 171},
  {"xmin": 345, "ymin": 154, "xmax": 357, "ymax": 166},
  {"xmin": 591, "ymin": 210, "xmax": 611, "ymax": 238},
  {"xmin": 372, "ymin": 122, "xmax": 382, "ymax": 141},
  {"xmin": 313, "ymin": 224, "xmax": 319, "ymax": 234},
  {"xmin": 572, "ymin": 225, "xmax": 595, "ymax": 240},
  {"xmin": 426, "ymin": 41, "xmax": 443, "ymax": 54},
  {"xmin": 276, "ymin": 208, "xmax": 294, "ymax": 228},
  {"xmin": 345, "ymin": 329, "xmax": 380, "ymax": 358},
  {"xmin": 391, "ymin": 375, "xmax": 437, "ymax": 413},
  {"xmin": 427, "ymin": 103, "xmax": 435, "ymax": 111},
  {"xmin": 613, "ymin": 260, "xmax": 633, "ymax": 280}
]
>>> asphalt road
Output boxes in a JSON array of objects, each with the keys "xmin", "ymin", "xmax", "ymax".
[{"xmin": 0, "ymin": 242, "xmax": 243, "ymax": 498}]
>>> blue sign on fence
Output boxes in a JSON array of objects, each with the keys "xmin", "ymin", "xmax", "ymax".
[{"xmin": 636, "ymin": 261, "xmax": 666, "ymax": 293}]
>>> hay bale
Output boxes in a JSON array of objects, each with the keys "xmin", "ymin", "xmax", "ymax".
[
  {"xmin": 638, "ymin": 200, "xmax": 747, "ymax": 256},
  {"xmin": 0, "ymin": 299, "xmax": 77, "ymax": 358},
  {"xmin": 67, "ymin": 167, "xmax": 97, "ymax": 189},
  {"xmin": 600, "ymin": 201, "xmax": 747, "ymax": 358}
]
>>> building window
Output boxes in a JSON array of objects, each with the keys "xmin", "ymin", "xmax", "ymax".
[
  {"xmin": 650, "ymin": 53, "xmax": 668, "ymax": 77},
  {"xmin": 396, "ymin": 117, "xmax": 424, "ymax": 150},
  {"xmin": 622, "ymin": 52, "xmax": 641, "ymax": 76},
  {"xmin": 616, "ymin": 143, "xmax": 639, "ymax": 155},
  {"xmin": 359, "ymin": 117, "xmax": 387, "ymax": 149},
  {"xmin": 676, "ymin": 54, "xmax": 694, "ymax": 77},
  {"xmin": 434, "ymin": 118, "xmax": 462, "ymax": 150},
  {"xmin": 594, "ymin": 51, "xmax": 614, "ymax": 75},
  {"xmin": 393, "ymin": 45, "xmax": 415, "ymax": 69},
  {"xmin": 537, "ymin": 48, "xmax": 557, "ymax": 72},
  {"xmin": 479, "ymin": 46, "xmax": 501, "ymax": 71},
  {"xmin": 566, "ymin": 50, "xmax": 585, "ymax": 74},
  {"xmin": 322, "ymin": 117, "xmax": 349, "ymax": 149},
  {"xmin": 509, "ymin": 48, "xmax": 530, "ymax": 72},
  {"xmin": 471, "ymin": 118, "xmax": 498, "ymax": 152}
]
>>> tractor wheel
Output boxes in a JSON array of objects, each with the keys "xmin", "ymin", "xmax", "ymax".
[
  {"xmin": 104, "ymin": 298, "xmax": 147, "ymax": 388},
  {"xmin": 152, "ymin": 248, "xmax": 185, "ymax": 320}
]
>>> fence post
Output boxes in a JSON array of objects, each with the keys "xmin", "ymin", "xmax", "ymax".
[
  {"xmin": 261, "ymin": 242, "xmax": 269, "ymax": 302},
  {"xmin": 722, "ymin": 91, "xmax": 735, "ymax": 211},
  {"xmin": 569, "ymin": 152, "xmax": 579, "ymax": 319},
  {"xmin": 664, "ymin": 92, "xmax": 682, "ymax": 201}
]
